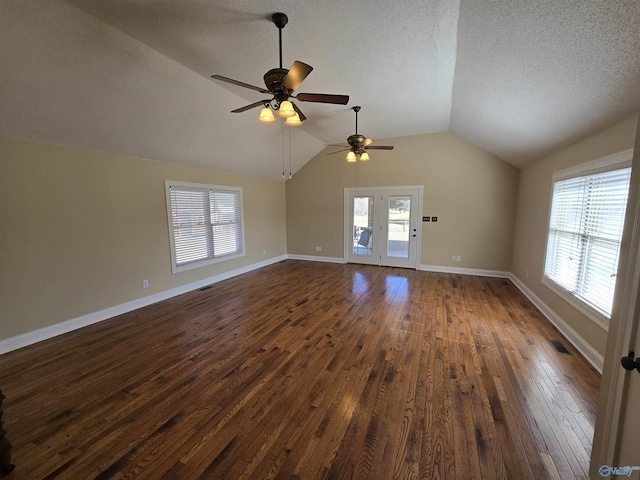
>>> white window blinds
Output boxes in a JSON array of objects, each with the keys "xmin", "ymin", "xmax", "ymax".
[
  {"xmin": 544, "ymin": 165, "xmax": 631, "ymax": 318},
  {"xmin": 166, "ymin": 182, "xmax": 244, "ymax": 272}
]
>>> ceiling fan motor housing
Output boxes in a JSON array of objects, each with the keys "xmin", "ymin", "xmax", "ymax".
[
  {"xmin": 264, "ymin": 68, "xmax": 291, "ymax": 102},
  {"xmin": 347, "ymin": 134, "xmax": 367, "ymax": 147},
  {"xmin": 347, "ymin": 134, "xmax": 367, "ymax": 155}
]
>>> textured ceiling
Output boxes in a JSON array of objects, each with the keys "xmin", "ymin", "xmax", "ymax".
[{"xmin": 1, "ymin": 0, "xmax": 639, "ymax": 180}]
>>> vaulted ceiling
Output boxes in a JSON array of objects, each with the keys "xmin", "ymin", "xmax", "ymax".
[{"xmin": 1, "ymin": 0, "xmax": 639, "ymax": 180}]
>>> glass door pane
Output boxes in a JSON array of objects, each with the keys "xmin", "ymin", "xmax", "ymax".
[
  {"xmin": 353, "ymin": 196, "xmax": 374, "ymax": 256},
  {"xmin": 345, "ymin": 187, "xmax": 420, "ymax": 268},
  {"xmin": 386, "ymin": 195, "xmax": 411, "ymax": 258}
]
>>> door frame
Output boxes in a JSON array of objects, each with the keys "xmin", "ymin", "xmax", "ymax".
[
  {"xmin": 343, "ymin": 185, "xmax": 423, "ymax": 268},
  {"xmin": 590, "ymin": 142, "xmax": 640, "ymax": 474}
]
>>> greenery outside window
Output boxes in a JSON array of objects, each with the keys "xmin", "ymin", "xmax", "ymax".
[{"xmin": 165, "ymin": 180, "xmax": 244, "ymax": 273}]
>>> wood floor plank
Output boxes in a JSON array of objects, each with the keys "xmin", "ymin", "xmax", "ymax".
[{"xmin": 0, "ymin": 262, "xmax": 600, "ymax": 479}]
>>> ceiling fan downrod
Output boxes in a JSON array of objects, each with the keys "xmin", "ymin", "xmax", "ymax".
[
  {"xmin": 272, "ymin": 13, "xmax": 288, "ymax": 69},
  {"xmin": 347, "ymin": 106, "xmax": 367, "ymax": 150},
  {"xmin": 353, "ymin": 106, "xmax": 361, "ymax": 135}
]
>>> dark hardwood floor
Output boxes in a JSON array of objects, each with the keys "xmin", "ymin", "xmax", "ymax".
[{"xmin": 0, "ymin": 261, "xmax": 600, "ymax": 479}]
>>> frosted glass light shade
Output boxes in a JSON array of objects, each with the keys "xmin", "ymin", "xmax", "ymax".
[
  {"xmin": 360, "ymin": 151, "xmax": 370, "ymax": 161},
  {"xmin": 284, "ymin": 113, "xmax": 302, "ymax": 126},
  {"xmin": 258, "ymin": 107, "xmax": 276, "ymax": 124},
  {"xmin": 278, "ymin": 100, "xmax": 296, "ymax": 118},
  {"xmin": 346, "ymin": 151, "xmax": 357, "ymax": 163}
]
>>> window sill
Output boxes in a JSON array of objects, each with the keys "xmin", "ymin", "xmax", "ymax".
[
  {"xmin": 541, "ymin": 276, "xmax": 610, "ymax": 332},
  {"xmin": 172, "ymin": 251, "xmax": 245, "ymax": 274}
]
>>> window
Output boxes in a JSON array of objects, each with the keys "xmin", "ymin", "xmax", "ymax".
[
  {"xmin": 165, "ymin": 181, "xmax": 244, "ymax": 273},
  {"xmin": 543, "ymin": 150, "xmax": 632, "ymax": 326}
]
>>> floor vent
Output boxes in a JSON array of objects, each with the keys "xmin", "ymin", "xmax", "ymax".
[
  {"xmin": 199, "ymin": 285, "xmax": 213, "ymax": 291},
  {"xmin": 549, "ymin": 339, "xmax": 571, "ymax": 354}
]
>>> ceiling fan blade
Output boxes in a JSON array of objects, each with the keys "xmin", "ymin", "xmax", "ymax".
[
  {"xmin": 283, "ymin": 61, "xmax": 313, "ymax": 91},
  {"xmin": 211, "ymin": 75, "xmax": 270, "ymax": 94},
  {"xmin": 296, "ymin": 93, "xmax": 350, "ymax": 105},
  {"xmin": 230, "ymin": 99, "xmax": 272, "ymax": 113},
  {"xmin": 327, "ymin": 144, "xmax": 349, "ymax": 147},
  {"xmin": 327, "ymin": 148, "xmax": 350, "ymax": 155},
  {"xmin": 363, "ymin": 138, "xmax": 374, "ymax": 147},
  {"xmin": 366, "ymin": 145, "xmax": 394, "ymax": 150},
  {"xmin": 291, "ymin": 102, "xmax": 307, "ymax": 121}
]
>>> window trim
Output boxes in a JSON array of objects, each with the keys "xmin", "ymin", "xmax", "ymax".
[
  {"xmin": 542, "ymin": 149, "xmax": 633, "ymax": 331},
  {"xmin": 164, "ymin": 180, "xmax": 245, "ymax": 274}
]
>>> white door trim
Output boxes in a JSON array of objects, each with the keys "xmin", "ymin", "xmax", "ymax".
[
  {"xmin": 591, "ymin": 175, "xmax": 640, "ymax": 466},
  {"xmin": 590, "ymin": 146, "xmax": 640, "ymax": 472},
  {"xmin": 344, "ymin": 185, "xmax": 423, "ymax": 268}
]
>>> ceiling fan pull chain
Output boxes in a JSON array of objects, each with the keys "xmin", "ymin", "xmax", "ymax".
[{"xmin": 288, "ymin": 126, "xmax": 293, "ymax": 179}]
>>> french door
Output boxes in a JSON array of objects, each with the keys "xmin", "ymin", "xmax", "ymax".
[{"xmin": 345, "ymin": 186, "xmax": 422, "ymax": 268}]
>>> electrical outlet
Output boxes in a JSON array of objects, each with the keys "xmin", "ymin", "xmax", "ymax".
[
  {"xmin": 456, "ymin": 256, "xmax": 461, "ymax": 262},
  {"xmin": 263, "ymin": 249, "xmax": 267, "ymax": 256},
  {"xmin": 316, "ymin": 246, "xmax": 322, "ymax": 252},
  {"xmin": 525, "ymin": 270, "xmax": 529, "ymax": 279},
  {"xmin": 452, "ymin": 256, "xmax": 456, "ymax": 261},
  {"xmin": 143, "ymin": 279, "xmax": 149, "ymax": 288}
]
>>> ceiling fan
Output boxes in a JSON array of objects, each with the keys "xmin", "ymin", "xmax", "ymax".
[
  {"xmin": 328, "ymin": 106, "xmax": 394, "ymax": 162},
  {"xmin": 211, "ymin": 12, "xmax": 349, "ymax": 125}
]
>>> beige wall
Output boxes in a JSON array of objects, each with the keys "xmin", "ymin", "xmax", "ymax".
[
  {"xmin": 286, "ymin": 132, "xmax": 519, "ymax": 272},
  {"xmin": 0, "ymin": 137, "xmax": 287, "ymax": 341},
  {"xmin": 511, "ymin": 114, "xmax": 639, "ymax": 356},
  {"xmin": 6, "ymin": 117, "xmax": 636, "ymax": 355}
]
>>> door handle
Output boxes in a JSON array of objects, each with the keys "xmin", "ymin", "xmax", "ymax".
[{"xmin": 621, "ymin": 351, "xmax": 640, "ymax": 373}]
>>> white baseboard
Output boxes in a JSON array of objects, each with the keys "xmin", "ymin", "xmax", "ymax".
[
  {"xmin": 0, "ymin": 255, "xmax": 288, "ymax": 355},
  {"xmin": 419, "ymin": 264, "xmax": 511, "ymax": 278},
  {"xmin": 1, "ymin": 256, "xmax": 604, "ymax": 374},
  {"xmin": 419, "ymin": 265, "xmax": 602, "ymax": 372},
  {"xmin": 508, "ymin": 273, "xmax": 604, "ymax": 373},
  {"xmin": 287, "ymin": 254, "xmax": 346, "ymax": 264}
]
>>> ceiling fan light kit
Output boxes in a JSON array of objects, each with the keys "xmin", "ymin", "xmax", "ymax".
[
  {"xmin": 211, "ymin": 12, "xmax": 349, "ymax": 128},
  {"xmin": 277, "ymin": 100, "xmax": 296, "ymax": 118},
  {"xmin": 284, "ymin": 113, "xmax": 303, "ymax": 127},
  {"xmin": 258, "ymin": 107, "xmax": 276, "ymax": 124}
]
